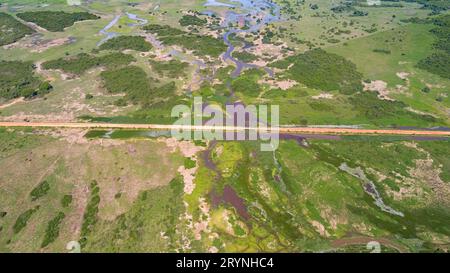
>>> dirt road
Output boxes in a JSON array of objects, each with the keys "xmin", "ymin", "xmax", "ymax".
[{"xmin": 0, "ymin": 121, "xmax": 450, "ymax": 137}]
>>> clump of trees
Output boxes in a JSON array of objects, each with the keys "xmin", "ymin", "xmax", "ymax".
[
  {"xmin": 350, "ymin": 92, "xmax": 437, "ymax": 123},
  {"xmin": 101, "ymin": 65, "xmax": 177, "ymax": 107},
  {"xmin": 79, "ymin": 181, "xmax": 100, "ymax": 247},
  {"xmin": 42, "ymin": 52, "xmax": 135, "ymax": 75},
  {"xmin": 232, "ymin": 51, "xmax": 258, "ymax": 62},
  {"xmin": 271, "ymin": 49, "xmax": 363, "ymax": 94},
  {"xmin": 160, "ymin": 34, "xmax": 227, "ymax": 57},
  {"xmin": 101, "ymin": 66, "xmax": 151, "ymax": 104},
  {"xmin": 417, "ymin": 15, "xmax": 450, "ymax": 79},
  {"xmin": 143, "ymin": 24, "xmax": 187, "ymax": 36},
  {"xmin": 418, "ymin": 52, "xmax": 450, "ymax": 79},
  {"xmin": 30, "ymin": 180, "xmax": 50, "ymax": 201},
  {"xmin": 231, "ymin": 69, "xmax": 264, "ymax": 97},
  {"xmin": 0, "ymin": 60, "xmax": 52, "ymax": 100},
  {"xmin": 0, "ymin": 12, "xmax": 34, "ymax": 46},
  {"xmin": 99, "ymin": 36, "xmax": 152, "ymax": 52},
  {"xmin": 41, "ymin": 212, "xmax": 65, "ymax": 248},
  {"xmin": 149, "ymin": 59, "xmax": 189, "ymax": 78},
  {"xmin": 143, "ymin": 23, "xmax": 226, "ymax": 57},
  {"xmin": 17, "ymin": 11, "xmax": 99, "ymax": 32},
  {"xmin": 13, "ymin": 206, "xmax": 40, "ymax": 234},
  {"xmin": 179, "ymin": 15, "xmax": 207, "ymax": 26}
]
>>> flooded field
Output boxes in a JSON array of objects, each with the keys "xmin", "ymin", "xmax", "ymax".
[
  {"xmin": 84, "ymin": 129, "xmax": 171, "ymax": 139},
  {"xmin": 211, "ymin": 185, "xmax": 251, "ymax": 221}
]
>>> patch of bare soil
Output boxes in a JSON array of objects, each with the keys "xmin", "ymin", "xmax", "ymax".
[
  {"xmin": 35, "ymin": 61, "xmax": 56, "ymax": 82},
  {"xmin": 3, "ymin": 34, "xmax": 72, "ymax": 53},
  {"xmin": 178, "ymin": 164, "xmax": 197, "ymax": 195},
  {"xmin": 193, "ymin": 198, "xmax": 212, "ymax": 240},
  {"xmin": 0, "ymin": 97, "xmax": 24, "ymax": 109},
  {"xmin": 258, "ymin": 79, "xmax": 298, "ymax": 90},
  {"xmin": 159, "ymin": 138, "xmax": 205, "ymax": 195},
  {"xmin": 405, "ymin": 107, "xmax": 438, "ymax": 119},
  {"xmin": 247, "ymin": 37, "xmax": 292, "ymax": 62},
  {"xmin": 311, "ymin": 220, "xmax": 330, "ymax": 237},
  {"xmin": 409, "ymin": 157, "xmax": 450, "ymax": 206},
  {"xmin": 363, "ymin": 80, "xmax": 395, "ymax": 101},
  {"xmin": 65, "ymin": 180, "xmax": 90, "ymax": 237},
  {"xmin": 396, "ymin": 72, "xmax": 410, "ymax": 80},
  {"xmin": 25, "ymin": 22, "xmax": 48, "ymax": 33},
  {"xmin": 35, "ymin": 128, "xmax": 89, "ymax": 144},
  {"xmin": 158, "ymin": 138, "xmax": 205, "ymax": 157},
  {"xmin": 312, "ymin": 93, "xmax": 334, "ymax": 100},
  {"xmin": 0, "ymin": 111, "xmax": 76, "ymax": 122}
]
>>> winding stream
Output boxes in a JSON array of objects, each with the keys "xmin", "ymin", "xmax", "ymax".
[
  {"xmin": 212, "ymin": 0, "xmax": 281, "ymax": 78},
  {"xmin": 339, "ymin": 163, "xmax": 404, "ymax": 217},
  {"xmin": 98, "ymin": 12, "xmax": 148, "ymax": 46},
  {"xmin": 98, "ymin": 14, "xmax": 121, "ymax": 46}
]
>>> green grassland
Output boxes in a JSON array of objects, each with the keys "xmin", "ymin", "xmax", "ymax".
[
  {"xmin": 179, "ymin": 139, "xmax": 450, "ymax": 252},
  {"xmin": 327, "ymin": 22, "xmax": 450, "ymax": 124},
  {"xmin": 82, "ymin": 177, "xmax": 186, "ymax": 252},
  {"xmin": 0, "ymin": 0, "xmax": 449, "ymax": 254},
  {"xmin": 0, "ymin": 126, "xmax": 449, "ymax": 253},
  {"xmin": 273, "ymin": 0, "xmax": 431, "ymax": 50},
  {"xmin": 0, "ymin": 1, "xmax": 210, "ymax": 121},
  {"xmin": 1, "ymin": 0, "xmax": 444, "ymax": 127},
  {"xmin": 0, "ymin": 128, "xmax": 184, "ymax": 252}
]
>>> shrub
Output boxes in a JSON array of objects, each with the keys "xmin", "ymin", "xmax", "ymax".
[
  {"xmin": 41, "ymin": 212, "xmax": 65, "ymax": 248},
  {"xmin": 114, "ymin": 98, "xmax": 128, "ymax": 106},
  {"xmin": 373, "ymin": 49, "xmax": 391, "ymax": 54},
  {"xmin": 30, "ymin": 180, "xmax": 50, "ymax": 201},
  {"xmin": 61, "ymin": 195, "xmax": 73, "ymax": 208},
  {"xmin": 421, "ymin": 86, "xmax": 431, "ymax": 93},
  {"xmin": 184, "ymin": 157, "xmax": 196, "ymax": 169},
  {"xmin": 144, "ymin": 23, "xmax": 225, "ymax": 57},
  {"xmin": 13, "ymin": 206, "xmax": 40, "ymax": 234},
  {"xmin": 79, "ymin": 181, "xmax": 100, "ymax": 247}
]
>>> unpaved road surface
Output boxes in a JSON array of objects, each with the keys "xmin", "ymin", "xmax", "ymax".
[{"xmin": 1, "ymin": 121, "xmax": 450, "ymax": 137}]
